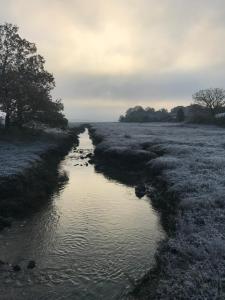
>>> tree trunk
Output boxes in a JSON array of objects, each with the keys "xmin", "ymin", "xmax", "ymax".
[
  {"xmin": 5, "ymin": 112, "xmax": 10, "ymax": 128},
  {"xmin": 16, "ymin": 104, "xmax": 23, "ymax": 128}
]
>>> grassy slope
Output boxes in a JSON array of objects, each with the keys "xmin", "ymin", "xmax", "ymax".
[
  {"xmin": 0, "ymin": 128, "xmax": 68, "ymax": 178},
  {"xmin": 0, "ymin": 127, "xmax": 81, "ymax": 228}
]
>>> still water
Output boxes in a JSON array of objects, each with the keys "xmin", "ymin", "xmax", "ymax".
[{"xmin": 0, "ymin": 130, "xmax": 164, "ymax": 300}]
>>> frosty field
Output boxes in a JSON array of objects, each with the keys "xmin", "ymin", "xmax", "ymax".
[
  {"xmin": 91, "ymin": 122, "xmax": 225, "ymax": 299},
  {"xmin": 0, "ymin": 130, "xmax": 68, "ymax": 178}
]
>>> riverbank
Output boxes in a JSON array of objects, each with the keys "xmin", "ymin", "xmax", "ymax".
[
  {"xmin": 0, "ymin": 129, "xmax": 163, "ymax": 300},
  {"xmin": 0, "ymin": 126, "xmax": 84, "ymax": 230},
  {"xmin": 90, "ymin": 122, "xmax": 225, "ymax": 299}
]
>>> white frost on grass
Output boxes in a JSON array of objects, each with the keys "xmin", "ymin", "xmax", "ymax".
[
  {"xmin": 91, "ymin": 122, "xmax": 225, "ymax": 299},
  {"xmin": 0, "ymin": 134, "xmax": 67, "ymax": 178}
]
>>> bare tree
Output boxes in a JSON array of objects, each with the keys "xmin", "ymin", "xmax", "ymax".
[{"xmin": 192, "ymin": 88, "xmax": 225, "ymax": 116}]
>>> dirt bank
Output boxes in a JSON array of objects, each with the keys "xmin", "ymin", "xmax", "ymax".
[
  {"xmin": 88, "ymin": 125, "xmax": 180, "ymax": 299},
  {"xmin": 0, "ymin": 126, "xmax": 85, "ymax": 230}
]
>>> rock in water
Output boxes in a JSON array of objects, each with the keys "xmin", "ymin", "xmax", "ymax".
[
  {"xmin": 12, "ymin": 265, "xmax": 21, "ymax": 272},
  {"xmin": 0, "ymin": 217, "xmax": 11, "ymax": 229},
  {"xmin": 88, "ymin": 158, "xmax": 94, "ymax": 164},
  {"xmin": 0, "ymin": 259, "xmax": 5, "ymax": 266},
  {"xmin": 27, "ymin": 260, "xmax": 36, "ymax": 269},
  {"xmin": 135, "ymin": 185, "xmax": 146, "ymax": 198}
]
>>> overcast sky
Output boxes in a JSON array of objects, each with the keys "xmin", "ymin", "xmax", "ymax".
[{"xmin": 1, "ymin": 0, "xmax": 225, "ymax": 121}]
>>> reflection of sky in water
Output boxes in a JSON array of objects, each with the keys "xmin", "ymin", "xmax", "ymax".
[{"xmin": 0, "ymin": 130, "xmax": 164, "ymax": 300}]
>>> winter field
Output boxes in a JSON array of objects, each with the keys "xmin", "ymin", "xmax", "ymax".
[
  {"xmin": 91, "ymin": 122, "xmax": 225, "ymax": 299},
  {"xmin": 0, "ymin": 129, "xmax": 67, "ymax": 178}
]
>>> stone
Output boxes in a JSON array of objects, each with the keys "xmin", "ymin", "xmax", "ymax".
[
  {"xmin": 12, "ymin": 264, "xmax": 21, "ymax": 272},
  {"xmin": 27, "ymin": 260, "xmax": 36, "ymax": 269},
  {"xmin": 135, "ymin": 185, "xmax": 146, "ymax": 198}
]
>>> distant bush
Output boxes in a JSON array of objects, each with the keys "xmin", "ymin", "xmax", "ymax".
[
  {"xmin": 119, "ymin": 87, "xmax": 225, "ymax": 126},
  {"xmin": 187, "ymin": 104, "xmax": 213, "ymax": 124},
  {"xmin": 176, "ymin": 108, "xmax": 185, "ymax": 122},
  {"xmin": 119, "ymin": 106, "xmax": 171, "ymax": 122}
]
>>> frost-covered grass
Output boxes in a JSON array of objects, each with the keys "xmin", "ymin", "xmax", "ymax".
[
  {"xmin": 91, "ymin": 122, "xmax": 225, "ymax": 299},
  {"xmin": 0, "ymin": 128, "xmax": 78, "ymax": 227},
  {"xmin": 0, "ymin": 129, "xmax": 68, "ymax": 178}
]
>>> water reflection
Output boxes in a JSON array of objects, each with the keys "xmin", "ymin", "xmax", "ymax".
[{"xmin": 0, "ymin": 129, "xmax": 164, "ymax": 300}]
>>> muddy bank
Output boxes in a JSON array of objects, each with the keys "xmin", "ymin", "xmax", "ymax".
[
  {"xmin": 88, "ymin": 125, "xmax": 180, "ymax": 299},
  {"xmin": 0, "ymin": 126, "xmax": 85, "ymax": 230}
]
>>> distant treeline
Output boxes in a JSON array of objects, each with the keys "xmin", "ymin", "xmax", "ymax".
[
  {"xmin": 119, "ymin": 88, "xmax": 225, "ymax": 124},
  {"xmin": 0, "ymin": 23, "xmax": 67, "ymax": 129},
  {"xmin": 119, "ymin": 107, "xmax": 171, "ymax": 122}
]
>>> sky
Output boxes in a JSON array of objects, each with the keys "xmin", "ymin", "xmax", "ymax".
[{"xmin": 1, "ymin": 0, "xmax": 225, "ymax": 121}]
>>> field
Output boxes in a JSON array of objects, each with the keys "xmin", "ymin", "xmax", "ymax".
[
  {"xmin": 91, "ymin": 122, "xmax": 225, "ymax": 299},
  {"xmin": 0, "ymin": 129, "xmax": 68, "ymax": 178}
]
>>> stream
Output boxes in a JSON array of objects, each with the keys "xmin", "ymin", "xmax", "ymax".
[{"xmin": 0, "ymin": 129, "xmax": 164, "ymax": 300}]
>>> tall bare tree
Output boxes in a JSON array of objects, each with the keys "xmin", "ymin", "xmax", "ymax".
[{"xmin": 193, "ymin": 88, "xmax": 225, "ymax": 116}]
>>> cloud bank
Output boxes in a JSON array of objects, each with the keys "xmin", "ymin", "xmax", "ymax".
[{"xmin": 1, "ymin": 0, "xmax": 225, "ymax": 120}]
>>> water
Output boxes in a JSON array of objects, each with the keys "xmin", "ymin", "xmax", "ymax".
[{"xmin": 0, "ymin": 129, "xmax": 164, "ymax": 300}]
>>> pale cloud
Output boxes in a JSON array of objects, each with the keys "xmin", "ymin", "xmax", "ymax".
[{"xmin": 1, "ymin": 0, "xmax": 225, "ymax": 120}]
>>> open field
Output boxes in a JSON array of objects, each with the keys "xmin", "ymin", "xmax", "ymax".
[
  {"xmin": 0, "ymin": 129, "xmax": 69, "ymax": 178},
  {"xmin": 91, "ymin": 122, "xmax": 225, "ymax": 299}
]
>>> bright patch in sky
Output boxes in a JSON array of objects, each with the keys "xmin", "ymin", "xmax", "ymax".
[{"xmin": 1, "ymin": 0, "xmax": 225, "ymax": 120}]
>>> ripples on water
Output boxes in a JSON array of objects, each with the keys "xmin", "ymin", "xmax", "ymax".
[{"xmin": 0, "ymin": 129, "xmax": 164, "ymax": 300}]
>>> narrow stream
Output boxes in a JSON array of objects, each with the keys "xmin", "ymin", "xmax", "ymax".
[{"xmin": 0, "ymin": 129, "xmax": 164, "ymax": 300}]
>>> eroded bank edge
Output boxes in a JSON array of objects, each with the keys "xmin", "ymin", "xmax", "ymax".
[
  {"xmin": 87, "ymin": 125, "xmax": 180, "ymax": 299},
  {"xmin": 0, "ymin": 125, "xmax": 86, "ymax": 230}
]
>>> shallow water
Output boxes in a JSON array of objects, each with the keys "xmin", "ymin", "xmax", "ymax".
[{"xmin": 0, "ymin": 129, "xmax": 164, "ymax": 300}]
